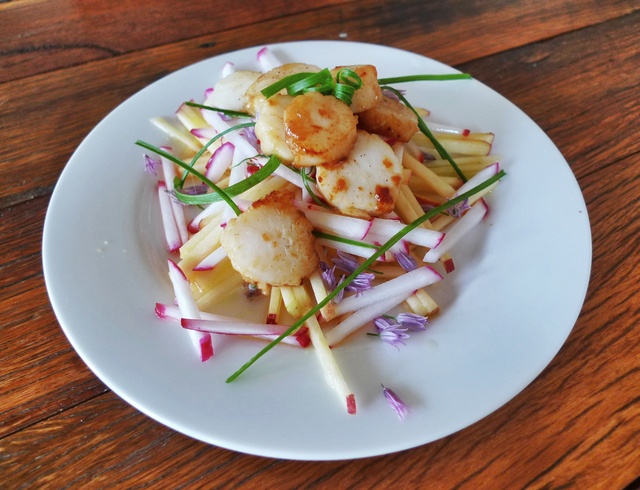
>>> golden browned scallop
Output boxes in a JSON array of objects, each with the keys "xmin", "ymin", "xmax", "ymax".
[
  {"xmin": 220, "ymin": 189, "xmax": 319, "ymax": 289},
  {"xmin": 357, "ymin": 95, "xmax": 419, "ymax": 142},
  {"xmin": 207, "ymin": 70, "xmax": 261, "ymax": 112},
  {"xmin": 244, "ymin": 63, "xmax": 321, "ymax": 115},
  {"xmin": 283, "ymin": 91, "xmax": 358, "ymax": 168},
  {"xmin": 315, "ymin": 130, "xmax": 403, "ymax": 218},
  {"xmin": 331, "ymin": 65, "xmax": 382, "ymax": 113},
  {"xmin": 254, "ymin": 94, "xmax": 295, "ymax": 164}
]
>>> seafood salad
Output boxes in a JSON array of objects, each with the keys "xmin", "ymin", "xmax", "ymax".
[{"xmin": 138, "ymin": 47, "xmax": 505, "ymax": 415}]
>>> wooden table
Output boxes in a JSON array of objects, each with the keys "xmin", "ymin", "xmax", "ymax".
[{"xmin": 2, "ymin": 1, "xmax": 639, "ymax": 487}]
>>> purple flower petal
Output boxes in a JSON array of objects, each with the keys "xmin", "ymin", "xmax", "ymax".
[
  {"xmin": 144, "ymin": 154, "xmax": 160, "ymax": 175},
  {"xmin": 396, "ymin": 312, "xmax": 429, "ymax": 331},
  {"xmin": 332, "ymin": 251, "xmax": 361, "ymax": 274},
  {"xmin": 181, "ymin": 184, "xmax": 210, "ymax": 196},
  {"xmin": 382, "ymin": 88, "xmax": 405, "ymax": 101},
  {"xmin": 447, "ymin": 198, "xmax": 471, "ymax": 218},
  {"xmin": 382, "ymin": 385, "xmax": 409, "ymax": 420},
  {"xmin": 319, "ymin": 263, "xmax": 344, "ymax": 304},
  {"xmin": 345, "ymin": 272, "xmax": 375, "ymax": 295},
  {"xmin": 373, "ymin": 317, "xmax": 409, "ymax": 348},
  {"xmin": 373, "ymin": 316, "xmax": 395, "ymax": 331},
  {"xmin": 395, "ymin": 251, "xmax": 418, "ymax": 271}
]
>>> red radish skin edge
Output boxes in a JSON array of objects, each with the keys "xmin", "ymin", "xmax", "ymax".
[
  {"xmin": 168, "ymin": 259, "xmax": 188, "ymax": 281},
  {"xmin": 200, "ymin": 336, "xmax": 214, "ymax": 361},
  {"xmin": 347, "ymin": 394, "xmax": 356, "ymax": 415},
  {"xmin": 295, "ymin": 328, "xmax": 311, "ymax": 348}
]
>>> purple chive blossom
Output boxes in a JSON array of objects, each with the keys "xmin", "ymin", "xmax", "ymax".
[
  {"xmin": 345, "ymin": 271, "xmax": 375, "ymax": 295},
  {"xmin": 330, "ymin": 251, "xmax": 375, "ymax": 296},
  {"xmin": 144, "ymin": 154, "xmax": 160, "ymax": 176},
  {"xmin": 395, "ymin": 251, "xmax": 418, "ymax": 271},
  {"xmin": 382, "ymin": 385, "xmax": 409, "ymax": 420},
  {"xmin": 370, "ymin": 317, "xmax": 409, "ymax": 348},
  {"xmin": 181, "ymin": 184, "xmax": 210, "ymax": 195},
  {"xmin": 320, "ymin": 262, "xmax": 336, "ymax": 288},
  {"xmin": 396, "ymin": 312, "xmax": 429, "ymax": 331},
  {"xmin": 447, "ymin": 198, "xmax": 471, "ymax": 218},
  {"xmin": 382, "ymin": 88, "xmax": 405, "ymax": 102},
  {"xmin": 332, "ymin": 251, "xmax": 360, "ymax": 274},
  {"xmin": 319, "ymin": 262, "xmax": 344, "ymax": 303},
  {"xmin": 421, "ymin": 152, "xmax": 436, "ymax": 161}
]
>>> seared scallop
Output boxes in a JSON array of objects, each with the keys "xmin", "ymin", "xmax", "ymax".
[
  {"xmin": 220, "ymin": 189, "xmax": 319, "ymax": 289},
  {"xmin": 254, "ymin": 94, "xmax": 295, "ymax": 164},
  {"xmin": 357, "ymin": 95, "xmax": 419, "ymax": 142},
  {"xmin": 283, "ymin": 91, "xmax": 358, "ymax": 168},
  {"xmin": 244, "ymin": 63, "xmax": 321, "ymax": 115},
  {"xmin": 331, "ymin": 65, "xmax": 382, "ymax": 113},
  {"xmin": 315, "ymin": 130, "xmax": 403, "ymax": 218},
  {"xmin": 206, "ymin": 70, "xmax": 261, "ymax": 112}
]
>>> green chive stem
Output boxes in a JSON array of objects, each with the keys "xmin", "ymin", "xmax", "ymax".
[
  {"xmin": 377, "ymin": 73, "xmax": 472, "ymax": 84},
  {"xmin": 185, "ymin": 102, "xmax": 251, "ymax": 118},
  {"xmin": 382, "ymin": 85, "xmax": 468, "ymax": 183},
  {"xmin": 180, "ymin": 121, "xmax": 256, "ymax": 187},
  {"xmin": 135, "ymin": 140, "xmax": 242, "ymax": 216},
  {"xmin": 226, "ymin": 169, "xmax": 506, "ymax": 382},
  {"xmin": 174, "ymin": 155, "xmax": 281, "ymax": 206}
]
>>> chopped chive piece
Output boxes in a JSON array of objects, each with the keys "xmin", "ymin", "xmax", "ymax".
[
  {"xmin": 135, "ymin": 140, "xmax": 242, "ymax": 216},
  {"xmin": 185, "ymin": 101, "xmax": 251, "ymax": 118},
  {"xmin": 336, "ymin": 68, "xmax": 363, "ymax": 89},
  {"xmin": 260, "ymin": 68, "xmax": 364, "ymax": 106},
  {"xmin": 298, "ymin": 168, "xmax": 329, "ymax": 208},
  {"xmin": 260, "ymin": 72, "xmax": 317, "ymax": 98},
  {"xmin": 377, "ymin": 73, "xmax": 472, "ymax": 84},
  {"xmin": 334, "ymin": 68, "xmax": 363, "ymax": 106},
  {"xmin": 333, "ymin": 83, "xmax": 356, "ymax": 106},
  {"xmin": 173, "ymin": 155, "xmax": 281, "ymax": 205},
  {"xmin": 382, "ymin": 85, "xmax": 468, "ymax": 183},
  {"xmin": 226, "ymin": 169, "xmax": 506, "ymax": 382},
  {"xmin": 286, "ymin": 68, "xmax": 333, "ymax": 94}
]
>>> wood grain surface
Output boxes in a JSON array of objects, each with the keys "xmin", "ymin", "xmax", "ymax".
[{"xmin": 1, "ymin": 0, "xmax": 638, "ymax": 488}]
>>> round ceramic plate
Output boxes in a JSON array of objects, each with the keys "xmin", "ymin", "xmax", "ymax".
[{"xmin": 42, "ymin": 41, "xmax": 591, "ymax": 460}]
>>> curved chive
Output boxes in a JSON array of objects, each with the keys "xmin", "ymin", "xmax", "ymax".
[
  {"xmin": 180, "ymin": 122, "xmax": 256, "ymax": 187},
  {"xmin": 299, "ymin": 168, "xmax": 329, "ymax": 208},
  {"xmin": 260, "ymin": 68, "xmax": 363, "ymax": 105},
  {"xmin": 226, "ymin": 169, "xmax": 506, "ymax": 382},
  {"xmin": 260, "ymin": 72, "xmax": 316, "ymax": 98},
  {"xmin": 335, "ymin": 68, "xmax": 363, "ymax": 89},
  {"xmin": 286, "ymin": 68, "xmax": 333, "ymax": 94},
  {"xmin": 135, "ymin": 140, "xmax": 242, "ymax": 216},
  {"xmin": 334, "ymin": 68, "xmax": 363, "ymax": 104},
  {"xmin": 185, "ymin": 101, "xmax": 251, "ymax": 118},
  {"xmin": 382, "ymin": 85, "xmax": 468, "ymax": 183},
  {"xmin": 173, "ymin": 155, "xmax": 281, "ymax": 205},
  {"xmin": 377, "ymin": 73, "xmax": 472, "ymax": 84},
  {"xmin": 333, "ymin": 83, "xmax": 356, "ymax": 106}
]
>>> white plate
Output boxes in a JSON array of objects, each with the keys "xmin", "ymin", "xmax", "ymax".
[{"xmin": 42, "ymin": 41, "xmax": 591, "ymax": 460}]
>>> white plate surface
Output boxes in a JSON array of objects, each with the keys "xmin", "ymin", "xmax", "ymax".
[{"xmin": 43, "ymin": 41, "xmax": 591, "ymax": 460}]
